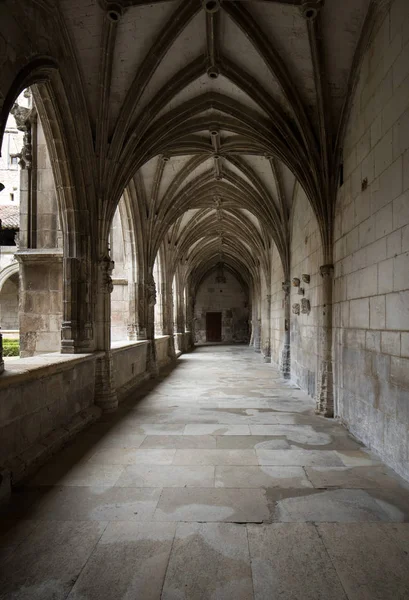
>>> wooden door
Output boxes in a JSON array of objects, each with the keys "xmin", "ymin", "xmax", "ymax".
[{"xmin": 206, "ymin": 312, "xmax": 222, "ymax": 342}]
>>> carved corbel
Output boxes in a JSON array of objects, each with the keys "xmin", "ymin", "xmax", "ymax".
[
  {"xmin": 320, "ymin": 264, "xmax": 334, "ymax": 278},
  {"xmin": 292, "ymin": 303, "xmax": 300, "ymax": 315},
  {"xmin": 99, "ymin": 254, "xmax": 115, "ymax": 293},
  {"xmin": 301, "ymin": 298, "xmax": 311, "ymax": 314}
]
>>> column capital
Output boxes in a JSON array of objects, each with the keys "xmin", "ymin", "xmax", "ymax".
[{"xmin": 319, "ymin": 264, "xmax": 334, "ymax": 278}]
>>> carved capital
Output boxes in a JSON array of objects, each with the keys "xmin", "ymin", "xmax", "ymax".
[{"xmin": 320, "ymin": 264, "xmax": 334, "ymax": 278}]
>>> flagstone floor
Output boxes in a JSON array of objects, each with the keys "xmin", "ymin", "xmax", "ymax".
[{"xmin": 1, "ymin": 344, "xmax": 409, "ymax": 599}]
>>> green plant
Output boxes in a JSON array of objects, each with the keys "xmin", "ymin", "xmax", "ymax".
[{"xmin": 2, "ymin": 338, "xmax": 19, "ymax": 357}]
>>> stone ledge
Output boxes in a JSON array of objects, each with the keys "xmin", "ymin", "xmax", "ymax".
[
  {"xmin": 3, "ymin": 404, "xmax": 101, "ymax": 490},
  {"xmin": 111, "ymin": 340, "xmax": 150, "ymax": 353},
  {"xmin": 0, "ymin": 352, "xmax": 100, "ymax": 390}
]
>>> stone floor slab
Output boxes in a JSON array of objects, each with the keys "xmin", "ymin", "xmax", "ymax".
[
  {"xmin": 305, "ymin": 465, "xmax": 409, "ymax": 489},
  {"xmin": 116, "ymin": 464, "xmax": 215, "ymax": 487},
  {"xmin": 275, "ymin": 488, "xmax": 407, "ymax": 522},
  {"xmin": 318, "ymin": 523, "xmax": 409, "ymax": 599},
  {"xmin": 162, "ymin": 522, "xmax": 253, "ymax": 599},
  {"xmin": 256, "ymin": 448, "xmax": 345, "ymax": 466},
  {"xmin": 216, "ymin": 465, "xmax": 313, "ymax": 488},
  {"xmin": 87, "ymin": 447, "xmax": 176, "ymax": 465},
  {"xmin": 173, "ymin": 449, "xmax": 258, "ymax": 466},
  {"xmin": 183, "ymin": 424, "xmax": 251, "ymax": 435},
  {"xmin": 29, "ymin": 462, "xmax": 125, "ymax": 487},
  {"xmin": 66, "ymin": 521, "xmax": 176, "ymax": 600},
  {"xmin": 248, "ymin": 523, "xmax": 347, "ymax": 600},
  {"xmin": 0, "ymin": 520, "xmax": 107, "ymax": 600},
  {"xmin": 215, "ymin": 435, "xmax": 290, "ymax": 450},
  {"xmin": 154, "ymin": 488, "xmax": 270, "ymax": 522},
  {"xmin": 11, "ymin": 486, "xmax": 163, "ymax": 521},
  {"xmin": 140, "ymin": 434, "xmax": 217, "ymax": 448}
]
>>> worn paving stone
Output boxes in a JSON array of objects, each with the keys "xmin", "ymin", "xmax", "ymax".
[
  {"xmin": 183, "ymin": 424, "xmax": 251, "ymax": 435},
  {"xmin": 173, "ymin": 449, "xmax": 258, "ymax": 466},
  {"xmin": 87, "ymin": 448, "xmax": 176, "ymax": 465},
  {"xmin": 215, "ymin": 466, "xmax": 313, "ymax": 488},
  {"xmin": 0, "ymin": 520, "xmax": 107, "ymax": 600},
  {"xmin": 153, "ymin": 488, "xmax": 270, "ymax": 522},
  {"xmin": 67, "ymin": 522, "xmax": 176, "ymax": 600},
  {"xmin": 162, "ymin": 522, "xmax": 253, "ymax": 599},
  {"xmin": 248, "ymin": 523, "xmax": 347, "ymax": 600},
  {"xmin": 29, "ymin": 462, "xmax": 125, "ymax": 487},
  {"xmin": 116, "ymin": 464, "xmax": 215, "ymax": 488},
  {"xmin": 305, "ymin": 465, "xmax": 409, "ymax": 489},
  {"xmin": 140, "ymin": 434, "xmax": 217, "ymax": 449},
  {"xmin": 275, "ymin": 488, "xmax": 407, "ymax": 522},
  {"xmin": 10, "ymin": 486, "xmax": 163, "ymax": 521},
  {"xmin": 318, "ymin": 523, "xmax": 409, "ymax": 599},
  {"xmin": 256, "ymin": 448, "xmax": 345, "ymax": 466},
  {"xmin": 4, "ymin": 345, "xmax": 409, "ymax": 598},
  {"xmin": 216, "ymin": 435, "xmax": 290, "ymax": 450}
]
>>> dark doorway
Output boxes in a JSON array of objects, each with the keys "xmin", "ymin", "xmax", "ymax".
[{"xmin": 206, "ymin": 312, "xmax": 222, "ymax": 342}]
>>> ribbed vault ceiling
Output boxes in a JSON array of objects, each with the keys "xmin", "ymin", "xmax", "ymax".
[{"xmin": 15, "ymin": 0, "xmax": 377, "ymax": 288}]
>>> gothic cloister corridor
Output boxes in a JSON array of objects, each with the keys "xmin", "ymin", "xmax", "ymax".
[{"xmin": 1, "ymin": 345, "xmax": 409, "ymax": 599}]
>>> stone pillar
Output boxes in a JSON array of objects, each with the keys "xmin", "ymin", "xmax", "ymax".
[
  {"xmin": 127, "ymin": 281, "xmax": 137, "ymax": 341},
  {"xmin": 280, "ymin": 281, "xmax": 291, "ymax": 379},
  {"xmin": 16, "ymin": 249, "xmax": 63, "ymax": 357},
  {"xmin": 174, "ymin": 287, "xmax": 186, "ymax": 353},
  {"xmin": 162, "ymin": 286, "xmax": 176, "ymax": 361},
  {"xmin": 61, "ymin": 252, "xmax": 93, "ymax": 353},
  {"xmin": 263, "ymin": 294, "xmax": 271, "ymax": 362},
  {"xmin": 94, "ymin": 254, "xmax": 118, "ymax": 413},
  {"xmin": 136, "ymin": 281, "xmax": 147, "ymax": 340},
  {"xmin": 315, "ymin": 264, "xmax": 334, "ymax": 417},
  {"xmin": 185, "ymin": 288, "xmax": 195, "ymax": 349},
  {"xmin": 146, "ymin": 273, "xmax": 159, "ymax": 375},
  {"xmin": 253, "ymin": 318, "xmax": 261, "ymax": 352}
]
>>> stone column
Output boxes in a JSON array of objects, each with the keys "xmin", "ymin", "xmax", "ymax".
[
  {"xmin": 315, "ymin": 264, "xmax": 334, "ymax": 417},
  {"xmin": 162, "ymin": 285, "xmax": 176, "ymax": 361},
  {"xmin": 127, "ymin": 281, "xmax": 137, "ymax": 341},
  {"xmin": 94, "ymin": 254, "xmax": 118, "ymax": 413},
  {"xmin": 146, "ymin": 273, "xmax": 159, "ymax": 375},
  {"xmin": 0, "ymin": 328, "xmax": 4, "ymax": 374},
  {"xmin": 16, "ymin": 249, "xmax": 63, "ymax": 357},
  {"xmin": 185, "ymin": 288, "xmax": 195, "ymax": 349},
  {"xmin": 61, "ymin": 252, "xmax": 93, "ymax": 353},
  {"xmin": 174, "ymin": 287, "xmax": 186, "ymax": 353},
  {"xmin": 262, "ymin": 294, "xmax": 272, "ymax": 362},
  {"xmin": 280, "ymin": 281, "xmax": 291, "ymax": 379}
]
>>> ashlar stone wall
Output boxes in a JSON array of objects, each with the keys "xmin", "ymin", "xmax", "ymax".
[
  {"xmin": 290, "ymin": 185, "xmax": 323, "ymax": 397},
  {"xmin": 333, "ymin": 0, "xmax": 409, "ymax": 479},
  {"xmin": 194, "ymin": 271, "xmax": 249, "ymax": 344},
  {"xmin": 270, "ymin": 243, "xmax": 285, "ymax": 368}
]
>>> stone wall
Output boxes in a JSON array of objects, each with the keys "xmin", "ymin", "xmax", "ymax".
[
  {"xmin": 0, "ymin": 353, "xmax": 100, "ymax": 483},
  {"xmin": 194, "ymin": 271, "xmax": 249, "ymax": 343},
  {"xmin": 290, "ymin": 185, "xmax": 323, "ymax": 397},
  {"xmin": 333, "ymin": 0, "xmax": 409, "ymax": 479},
  {"xmin": 112, "ymin": 340, "xmax": 149, "ymax": 399},
  {"xmin": 270, "ymin": 243, "xmax": 285, "ymax": 368}
]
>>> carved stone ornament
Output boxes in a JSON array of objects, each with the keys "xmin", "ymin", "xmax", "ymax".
[
  {"xmin": 301, "ymin": 0, "xmax": 323, "ymax": 20},
  {"xmin": 301, "ymin": 298, "xmax": 311, "ymax": 314},
  {"xmin": 297, "ymin": 287, "xmax": 305, "ymax": 296},
  {"xmin": 320, "ymin": 264, "xmax": 334, "ymax": 278},
  {"xmin": 302, "ymin": 274, "xmax": 310, "ymax": 284},
  {"xmin": 147, "ymin": 274, "xmax": 157, "ymax": 307},
  {"xmin": 282, "ymin": 281, "xmax": 291, "ymax": 295},
  {"xmin": 292, "ymin": 303, "xmax": 300, "ymax": 315},
  {"xmin": 100, "ymin": 254, "xmax": 115, "ymax": 293},
  {"xmin": 292, "ymin": 277, "xmax": 300, "ymax": 287}
]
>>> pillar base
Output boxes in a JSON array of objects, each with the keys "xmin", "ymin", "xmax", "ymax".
[
  {"xmin": 95, "ymin": 352, "xmax": 118, "ymax": 413},
  {"xmin": 315, "ymin": 359, "xmax": 334, "ymax": 418},
  {"xmin": 146, "ymin": 341, "xmax": 159, "ymax": 377}
]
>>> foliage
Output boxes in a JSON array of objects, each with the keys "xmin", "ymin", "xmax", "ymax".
[{"xmin": 2, "ymin": 338, "xmax": 19, "ymax": 357}]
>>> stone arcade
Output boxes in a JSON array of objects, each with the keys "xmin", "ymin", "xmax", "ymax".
[{"xmin": 1, "ymin": 0, "xmax": 409, "ymax": 598}]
